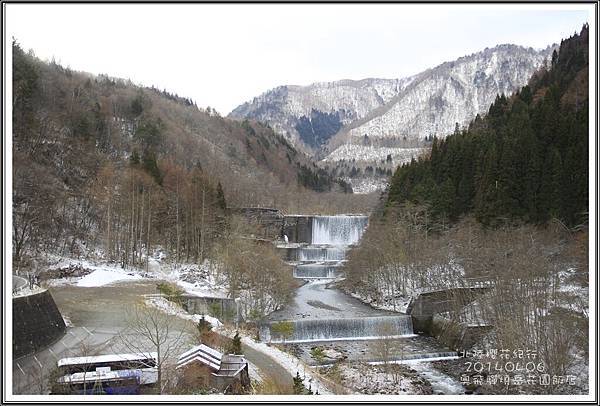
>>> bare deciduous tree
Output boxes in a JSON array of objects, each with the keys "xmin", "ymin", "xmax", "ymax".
[{"xmin": 118, "ymin": 302, "xmax": 193, "ymax": 394}]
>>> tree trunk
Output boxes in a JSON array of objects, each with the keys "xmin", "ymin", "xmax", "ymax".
[
  {"xmin": 200, "ymin": 187, "xmax": 206, "ymax": 263},
  {"xmin": 146, "ymin": 191, "xmax": 151, "ymax": 273}
]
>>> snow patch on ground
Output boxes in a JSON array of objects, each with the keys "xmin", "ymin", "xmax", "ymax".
[
  {"xmin": 347, "ymin": 290, "xmax": 411, "ymax": 314},
  {"xmin": 40, "ymin": 253, "xmax": 230, "ymax": 302},
  {"xmin": 322, "ymin": 145, "xmax": 427, "ymax": 163},
  {"xmin": 145, "ymin": 295, "xmax": 223, "ymax": 328},
  {"xmin": 40, "ymin": 257, "xmax": 143, "ymax": 288},
  {"xmin": 12, "ymin": 285, "xmax": 46, "ymax": 297},
  {"xmin": 218, "ymin": 325, "xmax": 334, "ymax": 395},
  {"xmin": 346, "ymin": 178, "xmax": 389, "ymax": 194},
  {"xmin": 62, "ymin": 315, "xmax": 73, "ymax": 327},
  {"xmin": 151, "ymin": 260, "xmax": 230, "ymax": 299},
  {"xmin": 76, "ymin": 267, "xmax": 142, "ymax": 287},
  {"xmin": 247, "ymin": 361, "xmax": 263, "ymax": 383}
]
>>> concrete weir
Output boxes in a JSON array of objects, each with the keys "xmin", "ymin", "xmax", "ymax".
[
  {"xmin": 282, "ymin": 215, "xmax": 313, "ymax": 244},
  {"xmin": 266, "ymin": 214, "xmax": 459, "ymax": 372},
  {"xmin": 261, "ymin": 315, "xmax": 416, "ymax": 343}
]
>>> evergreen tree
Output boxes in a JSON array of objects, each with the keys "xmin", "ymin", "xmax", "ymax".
[
  {"xmin": 129, "ymin": 150, "xmax": 140, "ymax": 166},
  {"xmin": 293, "ymin": 372, "xmax": 305, "ymax": 394},
  {"xmin": 539, "ymin": 147, "xmax": 563, "ymax": 220},
  {"xmin": 142, "ymin": 151, "xmax": 162, "ymax": 185},
  {"xmin": 197, "ymin": 316, "xmax": 212, "ymax": 339},
  {"xmin": 432, "ymin": 177, "xmax": 456, "ymax": 221},
  {"xmin": 216, "ymin": 182, "xmax": 227, "ymax": 209},
  {"xmin": 228, "ymin": 332, "xmax": 242, "ymax": 355},
  {"xmin": 385, "ymin": 25, "xmax": 588, "ymax": 229}
]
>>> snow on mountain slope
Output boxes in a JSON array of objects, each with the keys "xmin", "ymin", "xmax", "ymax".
[
  {"xmin": 344, "ymin": 44, "xmax": 553, "ymax": 142},
  {"xmin": 229, "ymin": 77, "xmax": 415, "ymax": 149},
  {"xmin": 322, "ymin": 144, "xmax": 427, "ymax": 164},
  {"xmin": 230, "ymin": 43, "xmax": 554, "ymax": 160}
]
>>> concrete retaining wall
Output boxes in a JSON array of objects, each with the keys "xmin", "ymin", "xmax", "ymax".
[
  {"xmin": 414, "ymin": 314, "xmax": 493, "ymax": 351},
  {"xmin": 13, "ymin": 290, "xmax": 66, "ymax": 359},
  {"xmin": 182, "ymin": 295, "xmax": 237, "ymax": 322},
  {"xmin": 282, "ymin": 216, "xmax": 312, "ymax": 243},
  {"xmin": 228, "ymin": 207, "xmax": 284, "ymax": 240},
  {"xmin": 229, "ymin": 208, "xmax": 315, "ymax": 244}
]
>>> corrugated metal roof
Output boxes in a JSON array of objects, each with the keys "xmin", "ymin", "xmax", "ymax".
[
  {"xmin": 178, "ymin": 344, "xmax": 222, "ymax": 361},
  {"xmin": 58, "ymin": 352, "xmax": 157, "ymax": 367},
  {"xmin": 215, "ymin": 354, "xmax": 247, "ymax": 376},
  {"xmin": 176, "ymin": 344, "xmax": 223, "ymax": 372},
  {"xmin": 176, "ymin": 346, "xmax": 248, "ymax": 377}
]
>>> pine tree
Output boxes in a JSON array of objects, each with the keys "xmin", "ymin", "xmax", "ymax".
[
  {"xmin": 197, "ymin": 316, "xmax": 212, "ymax": 335},
  {"xmin": 293, "ymin": 372, "xmax": 305, "ymax": 394},
  {"xmin": 541, "ymin": 147, "xmax": 563, "ymax": 220},
  {"xmin": 129, "ymin": 150, "xmax": 140, "ymax": 166},
  {"xmin": 432, "ymin": 177, "xmax": 456, "ymax": 221},
  {"xmin": 216, "ymin": 182, "xmax": 227, "ymax": 210},
  {"xmin": 228, "ymin": 332, "xmax": 242, "ymax": 355},
  {"xmin": 142, "ymin": 151, "xmax": 162, "ymax": 185}
]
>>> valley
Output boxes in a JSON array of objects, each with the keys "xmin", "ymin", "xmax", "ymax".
[{"xmin": 8, "ymin": 5, "xmax": 591, "ymax": 400}]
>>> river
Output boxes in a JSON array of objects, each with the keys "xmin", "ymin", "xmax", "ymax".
[{"xmin": 267, "ymin": 214, "xmax": 464, "ymax": 394}]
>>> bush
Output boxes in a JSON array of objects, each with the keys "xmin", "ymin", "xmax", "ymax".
[{"xmin": 156, "ymin": 282, "xmax": 184, "ymax": 306}]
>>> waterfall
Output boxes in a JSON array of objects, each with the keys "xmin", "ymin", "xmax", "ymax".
[
  {"xmin": 311, "ymin": 216, "xmax": 368, "ymax": 246},
  {"xmin": 293, "ymin": 265, "xmax": 341, "ymax": 279},
  {"xmin": 367, "ymin": 352, "xmax": 459, "ymax": 364},
  {"xmin": 262, "ymin": 315, "xmax": 415, "ymax": 343},
  {"xmin": 297, "ymin": 247, "xmax": 346, "ymax": 261}
]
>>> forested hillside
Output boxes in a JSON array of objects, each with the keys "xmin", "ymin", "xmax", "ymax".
[
  {"xmin": 12, "ymin": 41, "xmax": 364, "ymax": 270},
  {"xmin": 387, "ymin": 25, "xmax": 588, "ymax": 228},
  {"xmin": 341, "ymin": 27, "xmax": 589, "ymax": 393}
]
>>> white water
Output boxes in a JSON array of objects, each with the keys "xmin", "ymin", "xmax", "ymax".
[
  {"xmin": 263, "ymin": 315, "xmax": 415, "ymax": 343},
  {"xmin": 297, "ymin": 246, "xmax": 347, "ymax": 261},
  {"xmin": 293, "ymin": 264, "xmax": 341, "ymax": 279},
  {"xmin": 271, "ymin": 214, "xmax": 464, "ymax": 394},
  {"xmin": 311, "ymin": 216, "xmax": 368, "ymax": 245},
  {"xmin": 409, "ymin": 362, "xmax": 465, "ymax": 395}
]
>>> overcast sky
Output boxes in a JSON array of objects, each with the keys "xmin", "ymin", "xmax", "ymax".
[{"xmin": 6, "ymin": 4, "xmax": 591, "ymax": 115}]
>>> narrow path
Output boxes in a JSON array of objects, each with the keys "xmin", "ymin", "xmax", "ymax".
[{"xmin": 241, "ymin": 344, "xmax": 293, "ymax": 394}]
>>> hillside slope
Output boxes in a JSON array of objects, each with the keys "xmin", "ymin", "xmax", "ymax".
[
  {"xmin": 12, "ymin": 43, "xmax": 372, "ymax": 267},
  {"xmin": 387, "ymin": 25, "xmax": 588, "ymax": 228},
  {"xmin": 230, "ymin": 43, "xmax": 554, "ymax": 163},
  {"xmin": 230, "ymin": 77, "xmax": 414, "ymax": 151}
]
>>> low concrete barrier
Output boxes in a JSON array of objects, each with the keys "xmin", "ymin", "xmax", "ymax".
[{"xmin": 13, "ymin": 290, "xmax": 66, "ymax": 359}]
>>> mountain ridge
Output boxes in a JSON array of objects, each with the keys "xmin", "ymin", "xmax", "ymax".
[{"xmin": 229, "ymin": 42, "xmax": 556, "ymax": 161}]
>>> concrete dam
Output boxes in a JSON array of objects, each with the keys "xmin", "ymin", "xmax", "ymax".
[
  {"xmin": 263, "ymin": 212, "xmax": 460, "ymax": 387},
  {"xmin": 265, "ymin": 214, "xmax": 417, "ymax": 343}
]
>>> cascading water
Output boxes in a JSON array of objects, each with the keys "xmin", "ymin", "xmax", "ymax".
[
  {"xmin": 289, "ymin": 215, "xmax": 367, "ymax": 281},
  {"xmin": 261, "ymin": 315, "xmax": 415, "ymax": 343},
  {"xmin": 293, "ymin": 264, "xmax": 341, "ymax": 279},
  {"xmin": 271, "ymin": 214, "xmax": 462, "ymax": 393},
  {"xmin": 273, "ymin": 214, "xmax": 419, "ymax": 343},
  {"xmin": 311, "ymin": 215, "xmax": 369, "ymax": 246},
  {"xmin": 297, "ymin": 247, "xmax": 346, "ymax": 262},
  {"xmin": 311, "ymin": 216, "xmax": 368, "ymax": 246}
]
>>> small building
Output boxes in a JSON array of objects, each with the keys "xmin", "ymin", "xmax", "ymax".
[
  {"xmin": 53, "ymin": 352, "xmax": 158, "ymax": 395},
  {"xmin": 176, "ymin": 344, "xmax": 250, "ymax": 394}
]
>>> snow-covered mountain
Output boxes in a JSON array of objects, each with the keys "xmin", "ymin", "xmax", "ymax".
[
  {"xmin": 229, "ymin": 43, "xmax": 554, "ymax": 160},
  {"xmin": 229, "ymin": 77, "xmax": 415, "ymax": 151}
]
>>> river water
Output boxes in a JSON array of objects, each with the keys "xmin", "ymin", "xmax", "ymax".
[{"xmin": 267, "ymin": 214, "xmax": 464, "ymax": 394}]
